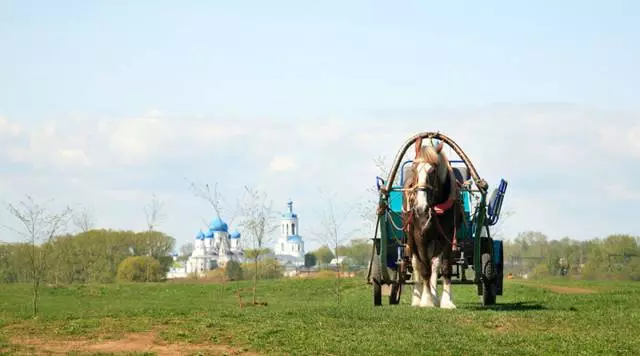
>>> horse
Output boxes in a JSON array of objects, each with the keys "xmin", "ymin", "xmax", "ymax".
[{"xmin": 402, "ymin": 138, "xmax": 463, "ymax": 309}]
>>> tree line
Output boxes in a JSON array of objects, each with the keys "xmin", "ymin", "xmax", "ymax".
[
  {"xmin": 304, "ymin": 238, "xmax": 372, "ymax": 270},
  {"xmin": 503, "ymin": 231, "xmax": 640, "ymax": 280},
  {"xmin": 3, "ymin": 228, "xmax": 639, "ymax": 285},
  {"xmin": 0, "ymin": 229, "xmax": 175, "ymax": 284}
]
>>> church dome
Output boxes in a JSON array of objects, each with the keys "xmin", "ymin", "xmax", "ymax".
[
  {"xmin": 204, "ymin": 230, "xmax": 214, "ymax": 238},
  {"xmin": 230, "ymin": 230, "xmax": 241, "ymax": 239},
  {"xmin": 209, "ymin": 217, "xmax": 228, "ymax": 232},
  {"xmin": 287, "ymin": 234, "xmax": 302, "ymax": 243},
  {"xmin": 196, "ymin": 231, "xmax": 205, "ymax": 240}
]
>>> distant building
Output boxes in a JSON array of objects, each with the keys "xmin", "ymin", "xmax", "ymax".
[
  {"xmin": 273, "ymin": 201, "xmax": 305, "ymax": 268},
  {"xmin": 167, "ymin": 216, "xmax": 244, "ymax": 278},
  {"xmin": 168, "ymin": 200, "xmax": 307, "ymax": 279}
]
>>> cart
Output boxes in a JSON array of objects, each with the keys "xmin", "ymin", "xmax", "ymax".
[{"xmin": 367, "ymin": 132, "xmax": 508, "ymax": 306}]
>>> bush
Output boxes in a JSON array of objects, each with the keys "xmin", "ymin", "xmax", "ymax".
[
  {"xmin": 225, "ymin": 260, "xmax": 244, "ymax": 281},
  {"xmin": 530, "ymin": 263, "xmax": 550, "ymax": 279},
  {"xmin": 116, "ymin": 256, "xmax": 164, "ymax": 282},
  {"xmin": 242, "ymin": 257, "xmax": 283, "ymax": 280}
]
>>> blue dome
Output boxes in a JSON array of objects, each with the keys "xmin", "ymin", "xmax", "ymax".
[
  {"xmin": 204, "ymin": 230, "xmax": 214, "ymax": 238},
  {"xmin": 196, "ymin": 231, "xmax": 205, "ymax": 240},
  {"xmin": 287, "ymin": 234, "xmax": 302, "ymax": 243},
  {"xmin": 209, "ymin": 217, "xmax": 228, "ymax": 232},
  {"xmin": 230, "ymin": 230, "xmax": 241, "ymax": 239}
]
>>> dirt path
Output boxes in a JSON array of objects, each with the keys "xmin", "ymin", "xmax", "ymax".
[
  {"xmin": 511, "ymin": 280, "xmax": 598, "ymax": 294},
  {"xmin": 9, "ymin": 330, "xmax": 261, "ymax": 356}
]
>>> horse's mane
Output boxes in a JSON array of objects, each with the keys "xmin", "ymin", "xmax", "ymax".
[
  {"xmin": 414, "ymin": 144, "xmax": 451, "ymax": 183},
  {"xmin": 402, "ymin": 141, "xmax": 458, "ymax": 213}
]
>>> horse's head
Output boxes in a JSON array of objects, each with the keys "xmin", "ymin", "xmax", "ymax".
[{"xmin": 404, "ymin": 139, "xmax": 451, "ymax": 215}]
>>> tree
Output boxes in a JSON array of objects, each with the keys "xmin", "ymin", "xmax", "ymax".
[
  {"xmin": 72, "ymin": 206, "xmax": 95, "ymax": 233},
  {"xmin": 312, "ymin": 190, "xmax": 359, "ymax": 303},
  {"xmin": 359, "ymin": 155, "xmax": 390, "ymax": 236},
  {"xmin": 237, "ymin": 186, "xmax": 277, "ymax": 305},
  {"xmin": 179, "ymin": 242, "xmax": 194, "ymax": 260},
  {"xmin": 186, "ymin": 179, "xmax": 240, "ymax": 225},
  {"xmin": 145, "ymin": 193, "xmax": 164, "ymax": 233},
  {"xmin": 314, "ymin": 245, "xmax": 334, "ymax": 267},
  {"xmin": 341, "ymin": 238, "xmax": 372, "ymax": 267},
  {"xmin": 304, "ymin": 252, "xmax": 317, "ymax": 268},
  {"xmin": 116, "ymin": 256, "xmax": 163, "ymax": 282},
  {"xmin": 5, "ymin": 196, "xmax": 72, "ymax": 317},
  {"xmin": 225, "ymin": 260, "xmax": 244, "ymax": 281}
]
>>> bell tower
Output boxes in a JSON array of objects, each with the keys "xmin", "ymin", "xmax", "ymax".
[{"xmin": 281, "ymin": 200, "xmax": 298, "ymax": 237}]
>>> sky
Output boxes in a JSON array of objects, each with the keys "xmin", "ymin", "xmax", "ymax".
[{"xmin": 1, "ymin": 0, "xmax": 639, "ymax": 252}]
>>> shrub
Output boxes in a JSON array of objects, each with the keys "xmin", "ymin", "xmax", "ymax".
[
  {"xmin": 116, "ymin": 256, "xmax": 164, "ymax": 282},
  {"xmin": 530, "ymin": 263, "xmax": 550, "ymax": 279},
  {"xmin": 225, "ymin": 260, "xmax": 244, "ymax": 281}
]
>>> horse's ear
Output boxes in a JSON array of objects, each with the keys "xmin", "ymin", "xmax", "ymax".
[{"xmin": 415, "ymin": 137, "xmax": 423, "ymax": 158}]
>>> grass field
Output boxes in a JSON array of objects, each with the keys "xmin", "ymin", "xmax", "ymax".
[{"xmin": 1, "ymin": 276, "xmax": 639, "ymax": 355}]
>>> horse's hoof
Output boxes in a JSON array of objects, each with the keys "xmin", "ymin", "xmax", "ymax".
[
  {"xmin": 419, "ymin": 299, "xmax": 437, "ymax": 308},
  {"xmin": 440, "ymin": 301, "xmax": 457, "ymax": 309}
]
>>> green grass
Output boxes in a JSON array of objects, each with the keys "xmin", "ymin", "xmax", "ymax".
[{"xmin": 1, "ymin": 277, "xmax": 639, "ymax": 355}]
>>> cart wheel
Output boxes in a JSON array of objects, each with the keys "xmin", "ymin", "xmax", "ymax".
[
  {"xmin": 374, "ymin": 281, "xmax": 382, "ymax": 306},
  {"xmin": 481, "ymin": 253, "xmax": 497, "ymax": 306},
  {"xmin": 389, "ymin": 282, "xmax": 401, "ymax": 305},
  {"xmin": 496, "ymin": 241, "xmax": 504, "ymax": 296},
  {"xmin": 371, "ymin": 257, "xmax": 382, "ymax": 306}
]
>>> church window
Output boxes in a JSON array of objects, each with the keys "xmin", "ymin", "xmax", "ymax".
[{"xmin": 292, "ymin": 223, "xmax": 296, "ymax": 235}]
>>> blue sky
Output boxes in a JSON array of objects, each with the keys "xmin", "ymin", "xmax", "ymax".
[{"xmin": 1, "ymin": 1, "xmax": 639, "ymax": 251}]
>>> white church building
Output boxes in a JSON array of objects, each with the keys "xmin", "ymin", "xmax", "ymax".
[
  {"xmin": 273, "ymin": 201, "xmax": 305, "ymax": 267},
  {"xmin": 167, "ymin": 200, "xmax": 307, "ymax": 279},
  {"xmin": 167, "ymin": 216, "xmax": 244, "ymax": 278}
]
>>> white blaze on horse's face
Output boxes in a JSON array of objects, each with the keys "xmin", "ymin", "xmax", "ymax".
[{"xmin": 415, "ymin": 161, "xmax": 431, "ymax": 213}]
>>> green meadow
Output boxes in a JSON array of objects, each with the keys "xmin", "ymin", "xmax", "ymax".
[{"xmin": 1, "ymin": 277, "xmax": 639, "ymax": 355}]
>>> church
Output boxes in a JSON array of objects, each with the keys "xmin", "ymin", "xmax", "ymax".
[
  {"xmin": 185, "ymin": 216, "xmax": 244, "ymax": 275},
  {"xmin": 166, "ymin": 200, "xmax": 306, "ymax": 279},
  {"xmin": 273, "ymin": 201, "xmax": 306, "ymax": 267}
]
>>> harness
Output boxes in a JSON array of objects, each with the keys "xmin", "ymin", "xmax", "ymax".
[{"xmin": 403, "ymin": 163, "xmax": 459, "ymax": 250}]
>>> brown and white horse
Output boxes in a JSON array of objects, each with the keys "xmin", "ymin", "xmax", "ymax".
[{"xmin": 402, "ymin": 138, "xmax": 463, "ymax": 308}]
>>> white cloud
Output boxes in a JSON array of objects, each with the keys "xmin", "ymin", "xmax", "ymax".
[
  {"xmin": 626, "ymin": 125, "xmax": 640, "ymax": 156},
  {"xmin": 604, "ymin": 184, "xmax": 640, "ymax": 201},
  {"xmin": 269, "ymin": 156, "xmax": 296, "ymax": 172},
  {"xmin": 1, "ymin": 104, "xmax": 639, "ymax": 249},
  {"xmin": 0, "ymin": 116, "xmax": 21, "ymax": 136},
  {"xmin": 105, "ymin": 116, "xmax": 174, "ymax": 164},
  {"xmin": 296, "ymin": 120, "xmax": 347, "ymax": 143},
  {"xmin": 56, "ymin": 149, "xmax": 92, "ymax": 168}
]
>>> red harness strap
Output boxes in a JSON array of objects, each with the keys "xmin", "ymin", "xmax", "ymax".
[
  {"xmin": 433, "ymin": 190, "xmax": 458, "ymax": 249},
  {"xmin": 433, "ymin": 198, "xmax": 454, "ymax": 215}
]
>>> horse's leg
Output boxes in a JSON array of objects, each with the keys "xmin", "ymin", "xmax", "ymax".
[
  {"xmin": 419, "ymin": 242, "xmax": 438, "ymax": 307},
  {"xmin": 428, "ymin": 256, "xmax": 441, "ymax": 307},
  {"xmin": 419, "ymin": 260, "xmax": 436, "ymax": 307},
  {"xmin": 411, "ymin": 255, "xmax": 423, "ymax": 306},
  {"xmin": 440, "ymin": 249, "xmax": 456, "ymax": 309}
]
